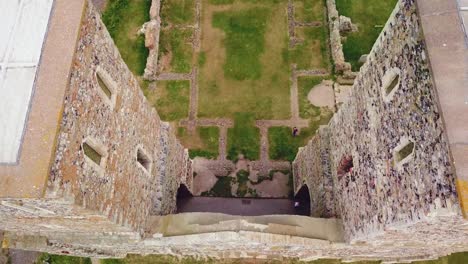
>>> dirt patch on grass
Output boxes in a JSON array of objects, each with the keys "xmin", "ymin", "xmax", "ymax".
[{"xmin": 307, "ymin": 80, "xmax": 335, "ymax": 108}]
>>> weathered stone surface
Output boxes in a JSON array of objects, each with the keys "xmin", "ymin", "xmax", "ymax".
[
  {"xmin": 294, "ymin": 0, "xmax": 462, "ymax": 241},
  {"xmin": 326, "ymin": 0, "xmax": 351, "ymax": 74},
  {"xmin": 47, "ymin": 2, "xmax": 192, "ymax": 234},
  {"xmin": 143, "ymin": 0, "xmax": 161, "ymax": 80},
  {"xmin": 338, "ymin": 15, "xmax": 356, "ymax": 34}
]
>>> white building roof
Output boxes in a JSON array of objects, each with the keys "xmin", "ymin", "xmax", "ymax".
[{"xmin": 0, "ymin": 0, "xmax": 54, "ymax": 163}]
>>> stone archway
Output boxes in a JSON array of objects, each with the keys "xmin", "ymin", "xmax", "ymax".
[
  {"xmin": 176, "ymin": 184, "xmax": 192, "ymax": 213},
  {"xmin": 294, "ymin": 185, "xmax": 311, "ymax": 216}
]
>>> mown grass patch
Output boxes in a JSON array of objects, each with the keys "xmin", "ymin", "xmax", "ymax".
[
  {"xmin": 188, "ymin": 127, "xmax": 220, "ymax": 159},
  {"xmin": 152, "ymin": 80, "xmax": 190, "ymax": 121},
  {"xmin": 297, "ymin": 76, "xmax": 327, "ymax": 119},
  {"xmin": 198, "ymin": 0, "xmax": 290, "ymax": 120},
  {"xmin": 269, "ymin": 112, "xmax": 333, "ymax": 162},
  {"xmin": 285, "ymin": 23, "xmax": 330, "ymax": 70},
  {"xmin": 102, "ymin": 0, "xmax": 150, "ymax": 76},
  {"xmin": 160, "ymin": 0, "xmax": 196, "ymax": 26},
  {"xmin": 159, "ymin": 28, "xmax": 193, "ymax": 73},
  {"xmin": 336, "ymin": 0, "xmax": 398, "ymax": 71},
  {"xmin": 227, "ymin": 113, "xmax": 260, "ymax": 161},
  {"xmin": 212, "ymin": 7, "xmax": 270, "ymax": 80},
  {"xmin": 209, "ymin": 0, "xmax": 234, "ymax": 4},
  {"xmin": 294, "ymin": 0, "xmax": 325, "ymax": 22},
  {"xmin": 37, "ymin": 253, "xmax": 92, "ymax": 264}
]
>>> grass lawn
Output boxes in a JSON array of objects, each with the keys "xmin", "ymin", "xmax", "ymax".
[
  {"xmin": 198, "ymin": 0, "xmax": 291, "ymax": 120},
  {"xmin": 269, "ymin": 109, "xmax": 333, "ymax": 161},
  {"xmin": 102, "ymin": 0, "xmax": 151, "ymax": 76},
  {"xmin": 336, "ymin": 0, "xmax": 398, "ymax": 71},
  {"xmin": 160, "ymin": 0, "xmax": 196, "ymax": 26},
  {"xmin": 294, "ymin": 0, "xmax": 325, "ymax": 22},
  {"xmin": 142, "ymin": 80, "xmax": 190, "ymax": 121},
  {"xmin": 298, "ymin": 76, "xmax": 327, "ymax": 119},
  {"xmin": 159, "ymin": 28, "xmax": 194, "ymax": 73},
  {"xmin": 227, "ymin": 113, "xmax": 260, "ymax": 161},
  {"xmin": 178, "ymin": 126, "xmax": 220, "ymax": 159},
  {"xmin": 287, "ymin": 26, "xmax": 330, "ymax": 70},
  {"xmin": 38, "ymin": 251, "xmax": 468, "ymax": 263}
]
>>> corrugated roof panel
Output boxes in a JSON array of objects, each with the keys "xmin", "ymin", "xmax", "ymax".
[{"xmin": 0, "ymin": 0, "xmax": 54, "ymax": 164}]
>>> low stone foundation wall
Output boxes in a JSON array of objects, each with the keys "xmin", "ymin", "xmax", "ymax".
[{"xmin": 141, "ymin": 0, "xmax": 161, "ymax": 80}]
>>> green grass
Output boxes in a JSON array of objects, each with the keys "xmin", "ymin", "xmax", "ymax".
[
  {"xmin": 153, "ymin": 80, "xmax": 190, "ymax": 121},
  {"xmin": 297, "ymin": 76, "xmax": 327, "ymax": 119},
  {"xmin": 236, "ymin": 169, "xmax": 250, "ymax": 197},
  {"xmin": 198, "ymin": 1, "xmax": 290, "ymax": 120},
  {"xmin": 201, "ymin": 176, "xmax": 233, "ymax": 197},
  {"xmin": 209, "ymin": 0, "xmax": 234, "ymax": 4},
  {"xmin": 159, "ymin": 28, "xmax": 193, "ymax": 73},
  {"xmin": 189, "ymin": 127, "xmax": 220, "ymax": 159},
  {"xmin": 336, "ymin": 0, "xmax": 398, "ymax": 71},
  {"xmin": 227, "ymin": 113, "xmax": 260, "ymax": 161},
  {"xmin": 37, "ymin": 253, "xmax": 92, "ymax": 264},
  {"xmin": 160, "ymin": 0, "xmax": 195, "ymax": 26},
  {"xmin": 33, "ymin": 252, "xmax": 468, "ymax": 264},
  {"xmin": 102, "ymin": 0, "xmax": 150, "ymax": 76},
  {"xmin": 294, "ymin": 0, "xmax": 325, "ymax": 22},
  {"xmin": 285, "ymin": 20, "xmax": 330, "ymax": 70},
  {"xmin": 212, "ymin": 7, "xmax": 270, "ymax": 80},
  {"xmin": 269, "ymin": 112, "xmax": 333, "ymax": 162}
]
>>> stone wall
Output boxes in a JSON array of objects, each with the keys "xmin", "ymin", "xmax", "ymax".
[
  {"xmin": 293, "ymin": 127, "xmax": 336, "ymax": 218},
  {"xmin": 47, "ymin": 1, "xmax": 192, "ymax": 233},
  {"xmin": 141, "ymin": 0, "xmax": 161, "ymax": 80},
  {"xmin": 1, "ymin": 199, "xmax": 468, "ymax": 262},
  {"xmin": 294, "ymin": 0, "xmax": 461, "ymax": 240},
  {"xmin": 326, "ymin": 0, "xmax": 351, "ymax": 74}
]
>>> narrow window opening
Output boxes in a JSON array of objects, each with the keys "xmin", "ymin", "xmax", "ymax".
[
  {"xmin": 83, "ymin": 142, "xmax": 102, "ymax": 166},
  {"xmin": 137, "ymin": 148, "xmax": 152, "ymax": 172},
  {"xmin": 385, "ymin": 74, "xmax": 400, "ymax": 96},
  {"xmin": 97, "ymin": 74, "xmax": 112, "ymax": 99},
  {"xmin": 95, "ymin": 67, "xmax": 117, "ymax": 108},
  {"xmin": 382, "ymin": 68, "xmax": 401, "ymax": 102},
  {"xmin": 396, "ymin": 141, "xmax": 415, "ymax": 163},
  {"xmin": 337, "ymin": 155, "xmax": 353, "ymax": 178}
]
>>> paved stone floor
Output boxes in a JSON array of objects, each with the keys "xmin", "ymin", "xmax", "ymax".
[{"xmin": 177, "ymin": 197, "xmax": 309, "ymax": 216}]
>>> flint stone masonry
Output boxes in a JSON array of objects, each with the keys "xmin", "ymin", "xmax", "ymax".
[
  {"xmin": 141, "ymin": 0, "xmax": 161, "ymax": 80},
  {"xmin": 293, "ymin": 126, "xmax": 336, "ymax": 218},
  {"xmin": 294, "ymin": 0, "xmax": 462, "ymax": 241},
  {"xmin": 1, "ymin": 199, "xmax": 467, "ymax": 261},
  {"xmin": 326, "ymin": 0, "xmax": 351, "ymax": 74},
  {"xmin": 47, "ymin": 2, "xmax": 192, "ymax": 233}
]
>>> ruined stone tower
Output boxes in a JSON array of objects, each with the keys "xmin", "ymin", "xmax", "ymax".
[{"xmin": 0, "ymin": 0, "xmax": 467, "ymax": 262}]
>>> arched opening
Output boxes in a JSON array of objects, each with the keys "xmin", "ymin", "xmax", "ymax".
[
  {"xmin": 176, "ymin": 184, "xmax": 192, "ymax": 213},
  {"xmin": 294, "ymin": 185, "xmax": 311, "ymax": 216}
]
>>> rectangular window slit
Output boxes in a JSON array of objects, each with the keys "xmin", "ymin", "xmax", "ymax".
[
  {"xmin": 97, "ymin": 74, "xmax": 112, "ymax": 99},
  {"xmin": 385, "ymin": 74, "xmax": 399, "ymax": 96},
  {"xmin": 396, "ymin": 142, "xmax": 414, "ymax": 162},
  {"xmin": 137, "ymin": 149, "xmax": 151, "ymax": 171},
  {"xmin": 83, "ymin": 142, "xmax": 102, "ymax": 165}
]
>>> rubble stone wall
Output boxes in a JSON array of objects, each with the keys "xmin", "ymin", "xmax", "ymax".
[
  {"xmin": 294, "ymin": 0, "xmax": 461, "ymax": 240},
  {"xmin": 47, "ymin": 1, "xmax": 192, "ymax": 233},
  {"xmin": 1, "ymin": 199, "xmax": 468, "ymax": 261},
  {"xmin": 142, "ymin": 0, "xmax": 161, "ymax": 80},
  {"xmin": 293, "ymin": 127, "xmax": 336, "ymax": 218}
]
